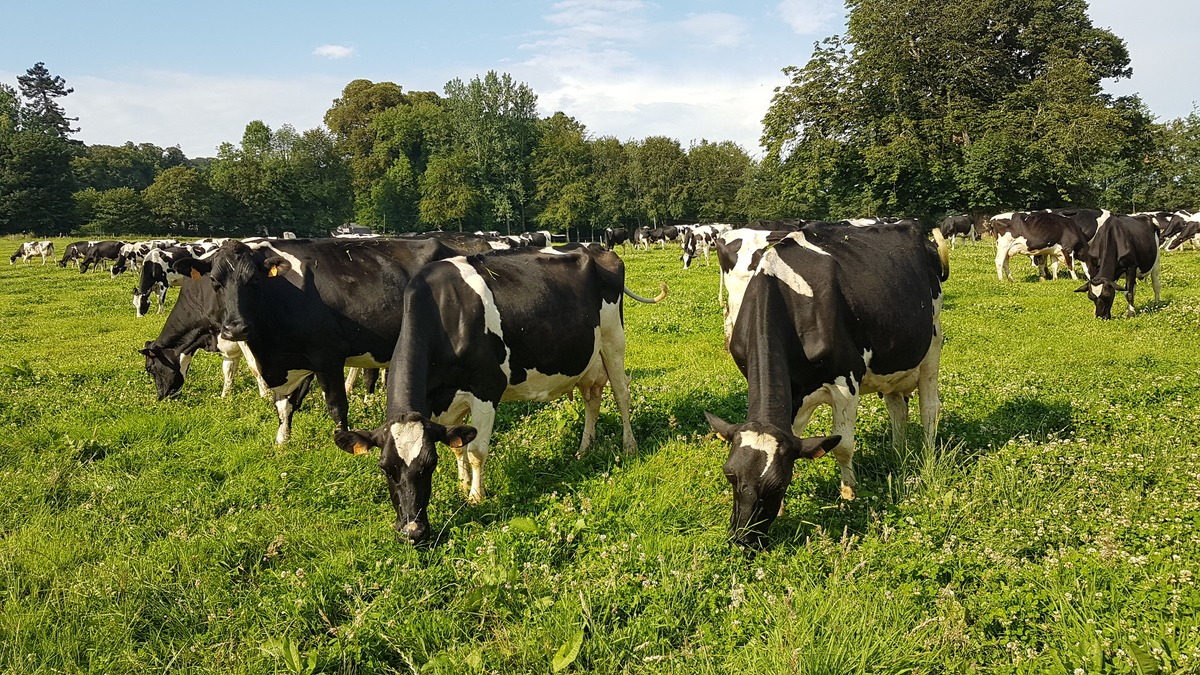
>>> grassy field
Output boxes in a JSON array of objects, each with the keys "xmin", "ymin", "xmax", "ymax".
[{"xmin": 1, "ymin": 235, "xmax": 1198, "ymax": 674}]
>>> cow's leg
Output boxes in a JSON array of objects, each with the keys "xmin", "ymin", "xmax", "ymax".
[
  {"xmin": 344, "ymin": 367, "xmax": 360, "ymax": 395},
  {"xmin": 220, "ymin": 351, "xmax": 241, "ymax": 398},
  {"xmin": 155, "ymin": 284, "xmax": 168, "ymax": 313},
  {"xmin": 576, "ymin": 382, "xmax": 604, "ymax": 459},
  {"xmin": 1124, "ymin": 275, "xmax": 1138, "ymax": 318},
  {"xmin": 315, "ymin": 369, "xmax": 350, "ymax": 432},
  {"xmin": 235, "ymin": 342, "xmax": 270, "ymax": 398},
  {"xmin": 995, "ymin": 244, "xmax": 1012, "ymax": 281},
  {"xmin": 273, "ymin": 377, "xmax": 313, "ymax": 445},
  {"xmin": 598, "ymin": 314, "xmax": 637, "ymax": 454},
  {"xmin": 828, "ymin": 384, "xmax": 861, "ymax": 500},
  {"xmin": 464, "ymin": 399, "xmax": 496, "ymax": 504},
  {"xmin": 883, "ymin": 393, "xmax": 909, "ymax": 448},
  {"xmin": 435, "ymin": 395, "xmax": 474, "ymax": 495},
  {"xmin": 1150, "ymin": 251, "xmax": 1163, "ymax": 303},
  {"xmin": 917, "ymin": 331, "xmax": 943, "ymax": 449}
]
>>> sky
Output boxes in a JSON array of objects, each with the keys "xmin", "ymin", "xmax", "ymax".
[{"xmin": 1, "ymin": 0, "xmax": 1195, "ymax": 159}]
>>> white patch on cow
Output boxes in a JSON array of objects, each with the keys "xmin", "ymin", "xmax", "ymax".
[
  {"xmin": 846, "ymin": 218, "xmax": 877, "ymax": 226},
  {"xmin": 447, "ymin": 258, "xmax": 510, "ymax": 378},
  {"xmin": 739, "ymin": 430, "xmax": 781, "ymax": 477},
  {"xmin": 389, "ymin": 420, "xmax": 425, "ymax": 465},
  {"xmin": 242, "ymin": 240, "xmax": 305, "ymax": 279},
  {"xmin": 760, "ymin": 248, "xmax": 813, "ymax": 297},
  {"xmin": 784, "ymin": 231, "xmax": 829, "ymax": 256},
  {"xmin": 1090, "ymin": 283, "xmax": 1103, "ymax": 297},
  {"xmin": 486, "ymin": 240, "xmax": 510, "ymax": 250},
  {"xmin": 539, "ymin": 246, "xmax": 568, "ymax": 255}
]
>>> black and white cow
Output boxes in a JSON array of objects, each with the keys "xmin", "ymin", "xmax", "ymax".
[
  {"xmin": 602, "ymin": 227, "xmax": 629, "ymax": 251},
  {"xmin": 1075, "ymin": 215, "xmax": 1162, "ymax": 319},
  {"xmin": 184, "ymin": 235, "xmax": 498, "ymax": 444},
  {"xmin": 132, "ymin": 246, "xmax": 206, "ymax": 317},
  {"xmin": 938, "ymin": 214, "xmax": 976, "ymax": 248},
  {"xmin": 631, "ymin": 226, "xmax": 651, "ymax": 251},
  {"xmin": 57, "ymin": 241, "xmax": 94, "ymax": 268},
  {"xmin": 78, "ymin": 240, "xmax": 126, "ymax": 273},
  {"xmin": 9, "ymin": 241, "xmax": 55, "ymax": 265},
  {"xmin": 1131, "ymin": 211, "xmax": 1176, "ymax": 240},
  {"xmin": 332, "ymin": 244, "xmax": 668, "ymax": 543},
  {"xmin": 140, "ymin": 270, "xmax": 267, "ymax": 400},
  {"xmin": 708, "ymin": 224, "xmax": 950, "ymax": 548},
  {"xmin": 1162, "ymin": 212, "xmax": 1200, "ymax": 251},
  {"xmin": 680, "ymin": 224, "xmax": 734, "ymax": 269},
  {"xmin": 994, "ymin": 211, "xmax": 1091, "ymax": 281},
  {"xmin": 112, "ymin": 239, "xmax": 181, "ymax": 276}
]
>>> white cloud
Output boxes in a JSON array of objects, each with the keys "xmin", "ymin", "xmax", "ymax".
[
  {"xmin": 513, "ymin": 2, "xmax": 783, "ymax": 154},
  {"xmin": 679, "ymin": 13, "xmax": 749, "ymax": 48},
  {"xmin": 63, "ymin": 71, "xmax": 346, "ymax": 157},
  {"xmin": 777, "ymin": 0, "xmax": 842, "ymax": 35},
  {"xmin": 313, "ymin": 44, "xmax": 354, "ymax": 59}
]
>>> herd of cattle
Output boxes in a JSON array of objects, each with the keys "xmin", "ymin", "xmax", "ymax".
[{"xmin": 4, "ymin": 206, "xmax": 1192, "ymax": 547}]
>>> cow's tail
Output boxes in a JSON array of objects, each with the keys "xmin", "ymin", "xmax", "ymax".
[
  {"xmin": 931, "ymin": 228, "xmax": 950, "ymax": 281},
  {"xmin": 624, "ymin": 282, "xmax": 668, "ymax": 304}
]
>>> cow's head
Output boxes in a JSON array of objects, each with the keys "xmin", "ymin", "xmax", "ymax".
[
  {"xmin": 195, "ymin": 242, "xmax": 290, "ymax": 342},
  {"xmin": 334, "ymin": 412, "xmax": 477, "ymax": 545},
  {"xmin": 1075, "ymin": 277, "xmax": 1124, "ymax": 319},
  {"xmin": 680, "ymin": 233, "xmax": 696, "ymax": 269},
  {"xmin": 8, "ymin": 246, "xmax": 21, "ymax": 264},
  {"xmin": 140, "ymin": 341, "xmax": 187, "ymax": 400},
  {"xmin": 706, "ymin": 412, "xmax": 840, "ymax": 549}
]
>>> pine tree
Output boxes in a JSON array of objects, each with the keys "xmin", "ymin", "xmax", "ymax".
[{"xmin": 17, "ymin": 62, "xmax": 78, "ymax": 137}]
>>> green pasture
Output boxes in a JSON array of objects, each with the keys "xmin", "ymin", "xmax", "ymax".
[{"xmin": 0, "ymin": 236, "xmax": 1197, "ymax": 673}]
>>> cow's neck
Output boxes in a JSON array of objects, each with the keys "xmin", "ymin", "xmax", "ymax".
[{"xmin": 741, "ymin": 324, "xmax": 796, "ymax": 432}]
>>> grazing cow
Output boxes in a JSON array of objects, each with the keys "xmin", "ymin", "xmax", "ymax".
[
  {"xmin": 332, "ymin": 244, "xmax": 668, "ymax": 543},
  {"xmin": 994, "ymin": 211, "xmax": 1090, "ymax": 281},
  {"xmin": 602, "ymin": 227, "xmax": 629, "ymax": 251},
  {"xmin": 9, "ymin": 241, "xmax": 55, "ymax": 265},
  {"xmin": 132, "ymin": 246, "xmax": 204, "ymax": 317},
  {"xmin": 183, "ymin": 235, "xmax": 498, "ymax": 444},
  {"xmin": 57, "ymin": 241, "xmax": 94, "ymax": 268},
  {"xmin": 938, "ymin": 215, "xmax": 976, "ymax": 248},
  {"xmin": 1162, "ymin": 212, "xmax": 1200, "ymax": 251},
  {"xmin": 681, "ymin": 225, "xmax": 717, "ymax": 269},
  {"xmin": 78, "ymin": 240, "xmax": 126, "ymax": 273},
  {"xmin": 631, "ymin": 226, "xmax": 651, "ymax": 251},
  {"xmin": 1132, "ymin": 211, "xmax": 1176, "ymax": 239},
  {"xmin": 140, "ymin": 271, "xmax": 268, "ymax": 400},
  {"xmin": 708, "ymin": 224, "xmax": 949, "ymax": 548},
  {"xmin": 643, "ymin": 226, "xmax": 678, "ymax": 249},
  {"xmin": 1076, "ymin": 215, "xmax": 1161, "ymax": 319}
]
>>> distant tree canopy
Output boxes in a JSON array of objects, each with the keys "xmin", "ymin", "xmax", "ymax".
[
  {"xmin": 1, "ymin": 24, "xmax": 1199, "ymax": 238},
  {"xmin": 758, "ymin": 0, "xmax": 1184, "ymax": 220}
]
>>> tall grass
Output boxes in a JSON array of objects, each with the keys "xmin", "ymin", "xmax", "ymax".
[{"xmin": 0, "ymin": 236, "xmax": 1197, "ymax": 673}]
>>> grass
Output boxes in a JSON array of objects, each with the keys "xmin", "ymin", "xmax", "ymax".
[{"xmin": 0, "ymin": 236, "xmax": 1198, "ymax": 673}]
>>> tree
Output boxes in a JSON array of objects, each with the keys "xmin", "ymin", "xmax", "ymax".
[
  {"xmin": 627, "ymin": 136, "xmax": 688, "ymax": 225},
  {"xmin": 0, "ymin": 129, "xmax": 77, "ymax": 235},
  {"xmin": 17, "ymin": 62, "xmax": 78, "ymax": 137},
  {"xmin": 686, "ymin": 140, "xmax": 753, "ymax": 221},
  {"xmin": 144, "ymin": 165, "xmax": 218, "ymax": 234},
  {"xmin": 762, "ymin": 0, "xmax": 1136, "ymax": 219},
  {"xmin": 419, "ymin": 151, "xmax": 478, "ymax": 231},
  {"xmin": 532, "ymin": 112, "xmax": 592, "ymax": 233},
  {"xmin": 588, "ymin": 137, "xmax": 635, "ymax": 229},
  {"xmin": 442, "ymin": 71, "xmax": 540, "ymax": 230},
  {"xmin": 83, "ymin": 187, "xmax": 153, "ymax": 235}
]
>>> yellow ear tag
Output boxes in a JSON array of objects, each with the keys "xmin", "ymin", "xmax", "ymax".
[
  {"xmin": 812, "ymin": 449, "xmax": 827, "ymax": 460},
  {"xmin": 352, "ymin": 443, "xmax": 368, "ymax": 455},
  {"xmin": 268, "ymin": 266, "xmax": 280, "ymax": 278},
  {"xmin": 189, "ymin": 269, "xmax": 201, "ymax": 279},
  {"xmin": 448, "ymin": 438, "xmax": 464, "ymax": 449}
]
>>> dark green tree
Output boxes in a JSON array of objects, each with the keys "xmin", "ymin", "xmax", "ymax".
[
  {"xmin": 686, "ymin": 140, "xmax": 753, "ymax": 221},
  {"xmin": 627, "ymin": 136, "xmax": 688, "ymax": 225},
  {"xmin": 532, "ymin": 112, "xmax": 592, "ymax": 233},
  {"xmin": 17, "ymin": 62, "xmax": 78, "ymax": 137}
]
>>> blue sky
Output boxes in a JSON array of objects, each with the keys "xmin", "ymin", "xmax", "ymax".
[{"xmin": 1, "ymin": 0, "xmax": 1195, "ymax": 158}]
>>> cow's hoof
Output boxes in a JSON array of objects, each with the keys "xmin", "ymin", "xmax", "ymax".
[
  {"xmin": 840, "ymin": 485, "xmax": 857, "ymax": 501},
  {"xmin": 467, "ymin": 492, "xmax": 484, "ymax": 505}
]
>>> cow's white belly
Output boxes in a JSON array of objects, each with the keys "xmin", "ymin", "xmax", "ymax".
[
  {"xmin": 502, "ymin": 360, "xmax": 597, "ymax": 402},
  {"xmin": 861, "ymin": 367, "xmax": 921, "ymax": 395}
]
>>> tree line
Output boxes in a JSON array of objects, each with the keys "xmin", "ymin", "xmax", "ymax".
[{"xmin": 2, "ymin": 1, "xmax": 1199, "ymax": 239}]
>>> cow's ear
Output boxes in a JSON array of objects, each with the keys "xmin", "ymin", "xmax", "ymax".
[
  {"xmin": 793, "ymin": 435, "xmax": 840, "ymax": 460},
  {"xmin": 174, "ymin": 258, "xmax": 211, "ymax": 278},
  {"xmin": 431, "ymin": 424, "xmax": 477, "ymax": 449},
  {"xmin": 334, "ymin": 427, "xmax": 387, "ymax": 456},
  {"xmin": 705, "ymin": 411, "xmax": 737, "ymax": 442},
  {"xmin": 264, "ymin": 256, "xmax": 291, "ymax": 278},
  {"xmin": 1074, "ymin": 282, "xmax": 1091, "ymax": 293}
]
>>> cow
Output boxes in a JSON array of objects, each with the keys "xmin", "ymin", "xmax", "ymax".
[
  {"xmin": 938, "ymin": 215, "xmax": 976, "ymax": 248},
  {"xmin": 681, "ymin": 225, "xmax": 719, "ymax": 269},
  {"xmin": 1132, "ymin": 211, "xmax": 1176, "ymax": 240},
  {"xmin": 645, "ymin": 226, "xmax": 678, "ymax": 249},
  {"xmin": 183, "ymin": 234, "xmax": 499, "ymax": 445},
  {"xmin": 1051, "ymin": 208, "xmax": 1110, "ymax": 242},
  {"xmin": 111, "ymin": 239, "xmax": 179, "ymax": 276},
  {"xmin": 140, "ymin": 271, "xmax": 268, "ymax": 400},
  {"xmin": 1075, "ymin": 215, "xmax": 1162, "ymax": 319},
  {"xmin": 1162, "ymin": 212, "xmax": 1200, "ymax": 251},
  {"xmin": 602, "ymin": 227, "xmax": 629, "ymax": 251},
  {"xmin": 78, "ymin": 240, "xmax": 126, "ymax": 273},
  {"xmin": 631, "ymin": 226, "xmax": 651, "ymax": 251},
  {"xmin": 707, "ymin": 223, "xmax": 950, "ymax": 548},
  {"xmin": 57, "ymin": 241, "xmax": 94, "ymax": 268},
  {"xmin": 132, "ymin": 246, "xmax": 205, "ymax": 317},
  {"xmin": 331, "ymin": 244, "xmax": 668, "ymax": 543},
  {"xmin": 994, "ymin": 211, "xmax": 1091, "ymax": 281},
  {"xmin": 9, "ymin": 241, "xmax": 55, "ymax": 265}
]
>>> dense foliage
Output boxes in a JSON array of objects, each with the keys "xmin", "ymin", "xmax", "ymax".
[{"xmin": 2, "ymin": 1, "xmax": 1200, "ymax": 238}]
